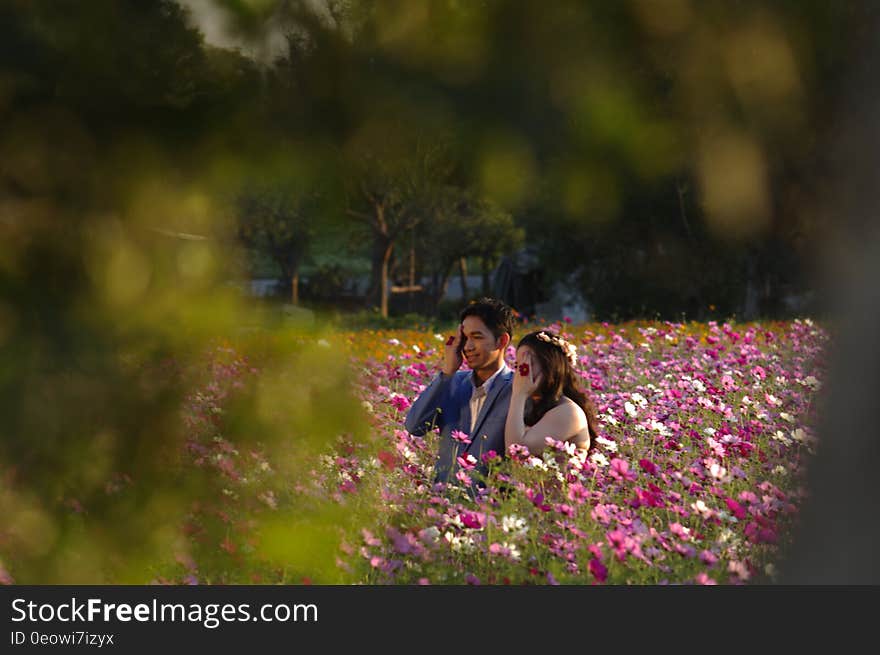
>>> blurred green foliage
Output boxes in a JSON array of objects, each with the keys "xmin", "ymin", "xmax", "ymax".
[{"xmin": 0, "ymin": 0, "xmax": 871, "ymax": 582}]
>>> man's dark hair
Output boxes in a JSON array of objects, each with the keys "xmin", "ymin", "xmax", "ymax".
[{"xmin": 459, "ymin": 297, "xmax": 515, "ymax": 341}]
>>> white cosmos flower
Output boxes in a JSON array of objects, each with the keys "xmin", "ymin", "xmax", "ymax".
[
  {"xmin": 502, "ymin": 515, "xmax": 528, "ymax": 537},
  {"xmin": 631, "ymin": 393, "xmax": 647, "ymax": 407},
  {"xmin": 691, "ymin": 379, "xmax": 706, "ymax": 393},
  {"xmin": 691, "ymin": 500, "xmax": 713, "ymax": 518},
  {"xmin": 590, "ymin": 452, "xmax": 610, "ymax": 467},
  {"xmin": 625, "ymin": 402, "xmax": 637, "ymax": 417},
  {"xmin": 601, "ymin": 413, "xmax": 618, "ymax": 426},
  {"xmin": 772, "ymin": 431, "xmax": 792, "ymax": 446},
  {"xmin": 803, "ymin": 376, "xmax": 821, "ymax": 391},
  {"xmin": 709, "ymin": 462, "xmax": 727, "ymax": 480},
  {"xmin": 780, "ymin": 412, "xmax": 795, "ymax": 423},
  {"xmin": 527, "ymin": 457, "xmax": 548, "ymax": 471},
  {"xmin": 596, "ymin": 436, "xmax": 618, "ymax": 452}
]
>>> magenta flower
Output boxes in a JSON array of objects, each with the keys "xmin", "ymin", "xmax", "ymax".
[
  {"xmin": 724, "ymin": 497, "xmax": 748, "ymax": 520},
  {"xmin": 589, "ymin": 558, "xmax": 608, "ymax": 583},
  {"xmin": 638, "ymin": 458, "xmax": 659, "ymax": 476},
  {"xmin": 459, "ymin": 511, "xmax": 484, "ymax": 529},
  {"xmin": 389, "ymin": 394, "xmax": 412, "ymax": 412}
]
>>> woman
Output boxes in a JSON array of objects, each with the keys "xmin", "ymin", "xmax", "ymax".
[{"xmin": 505, "ymin": 330, "xmax": 599, "ymax": 455}]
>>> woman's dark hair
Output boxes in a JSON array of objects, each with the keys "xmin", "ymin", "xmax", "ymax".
[
  {"xmin": 517, "ymin": 330, "xmax": 599, "ymax": 450},
  {"xmin": 460, "ymin": 297, "xmax": 515, "ymax": 341}
]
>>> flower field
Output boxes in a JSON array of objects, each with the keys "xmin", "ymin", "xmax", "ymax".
[
  {"xmin": 2, "ymin": 319, "xmax": 825, "ymax": 586},
  {"xmin": 168, "ymin": 318, "xmax": 827, "ymax": 586},
  {"xmin": 325, "ymin": 319, "xmax": 828, "ymax": 585}
]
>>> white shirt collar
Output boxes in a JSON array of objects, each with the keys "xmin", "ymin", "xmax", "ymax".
[{"xmin": 470, "ymin": 363, "xmax": 507, "ymax": 395}]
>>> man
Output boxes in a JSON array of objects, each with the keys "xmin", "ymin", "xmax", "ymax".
[{"xmin": 405, "ymin": 298, "xmax": 515, "ymax": 485}]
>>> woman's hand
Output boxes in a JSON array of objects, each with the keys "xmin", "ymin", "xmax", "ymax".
[{"xmin": 512, "ymin": 350, "xmax": 540, "ymax": 398}]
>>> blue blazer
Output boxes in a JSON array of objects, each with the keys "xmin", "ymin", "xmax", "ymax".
[{"xmin": 405, "ymin": 366, "xmax": 513, "ymax": 483}]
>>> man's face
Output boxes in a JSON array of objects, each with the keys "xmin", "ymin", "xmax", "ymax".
[{"xmin": 461, "ymin": 315, "xmax": 504, "ymax": 373}]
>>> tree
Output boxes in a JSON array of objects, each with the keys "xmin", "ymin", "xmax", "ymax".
[
  {"xmin": 344, "ymin": 136, "xmax": 453, "ymax": 317},
  {"xmin": 237, "ymin": 183, "xmax": 323, "ymax": 304},
  {"xmin": 416, "ymin": 186, "xmax": 523, "ymax": 311}
]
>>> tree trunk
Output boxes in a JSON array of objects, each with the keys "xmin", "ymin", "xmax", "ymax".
[
  {"xmin": 408, "ymin": 234, "xmax": 416, "ymax": 313},
  {"xmin": 432, "ymin": 262, "xmax": 453, "ymax": 312},
  {"xmin": 275, "ymin": 249, "xmax": 300, "ymax": 306},
  {"xmin": 366, "ymin": 203, "xmax": 395, "ymax": 317},
  {"xmin": 380, "ymin": 241, "xmax": 393, "ymax": 318}
]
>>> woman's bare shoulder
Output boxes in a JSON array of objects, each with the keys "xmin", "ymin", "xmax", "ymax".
[{"xmin": 547, "ymin": 397, "xmax": 588, "ymax": 423}]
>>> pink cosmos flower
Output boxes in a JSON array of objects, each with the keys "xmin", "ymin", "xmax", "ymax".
[
  {"xmin": 610, "ymin": 458, "xmax": 633, "ymax": 480},
  {"xmin": 456, "ymin": 454, "xmax": 477, "ymax": 470},
  {"xmin": 695, "ymin": 573, "xmax": 717, "ymax": 585},
  {"xmin": 591, "ymin": 504, "xmax": 612, "ymax": 525},
  {"xmin": 362, "ymin": 529, "xmax": 382, "ymax": 547},
  {"xmin": 554, "ymin": 503, "xmax": 575, "ymax": 517},
  {"xmin": 388, "ymin": 393, "xmax": 412, "ymax": 412},
  {"xmin": 669, "ymin": 523, "xmax": 691, "ymax": 541},
  {"xmin": 700, "ymin": 550, "xmax": 718, "ymax": 565},
  {"xmin": 567, "ymin": 482, "xmax": 590, "ymax": 504},
  {"xmin": 451, "ymin": 430, "xmax": 472, "ymax": 445},
  {"xmin": 507, "ymin": 443, "xmax": 530, "ymax": 461}
]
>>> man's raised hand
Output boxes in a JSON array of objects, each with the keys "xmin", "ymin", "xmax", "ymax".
[{"xmin": 442, "ymin": 325, "xmax": 464, "ymax": 376}]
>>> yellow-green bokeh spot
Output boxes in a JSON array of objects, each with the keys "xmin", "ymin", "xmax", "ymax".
[
  {"xmin": 478, "ymin": 134, "xmax": 536, "ymax": 210},
  {"xmin": 256, "ymin": 508, "xmax": 348, "ymax": 584}
]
